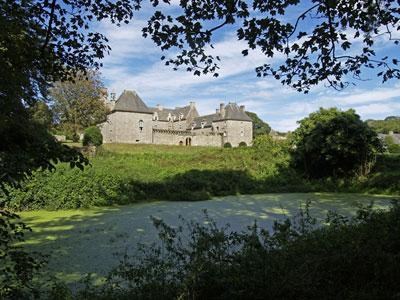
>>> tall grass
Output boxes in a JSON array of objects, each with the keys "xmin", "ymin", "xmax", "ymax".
[{"xmin": 3, "ymin": 144, "xmax": 399, "ymax": 210}]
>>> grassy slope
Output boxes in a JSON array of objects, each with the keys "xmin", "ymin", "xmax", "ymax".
[{"xmin": 5, "ymin": 144, "xmax": 400, "ymax": 210}]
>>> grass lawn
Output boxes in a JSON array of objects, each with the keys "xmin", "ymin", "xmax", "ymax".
[{"xmin": 20, "ymin": 192, "xmax": 399, "ymax": 285}]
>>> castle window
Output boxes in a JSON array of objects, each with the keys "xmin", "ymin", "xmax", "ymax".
[
  {"xmin": 240, "ymin": 130, "xmax": 244, "ymax": 137},
  {"xmin": 153, "ymin": 113, "xmax": 158, "ymax": 121},
  {"xmin": 201, "ymin": 121, "xmax": 206, "ymax": 128},
  {"xmin": 139, "ymin": 120, "xmax": 144, "ymax": 132}
]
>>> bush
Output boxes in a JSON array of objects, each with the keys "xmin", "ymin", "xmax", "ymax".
[
  {"xmin": 223, "ymin": 142, "xmax": 232, "ymax": 148},
  {"xmin": 83, "ymin": 202, "xmax": 400, "ymax": 299},
  {"xmin": 238, "ymin": 141, "xmax": 247, "ymax": 147},
  {"xmin": 292, "ymin": 108, "xmax": 383, "ymax": 178},
  {"xmin": 0, "ymin": 210, "xmax": 46, "ymax": 298},
  {"xmin": 384, "ymin": 135, "xmax": 400, "ymax": 153},
  {"xmin": 72, "ymin": 132, "xmax": 80, "ymax": 142},
  {"xmin": 83, "ymin": 126, "xmax": 102, "ymax": 146}
]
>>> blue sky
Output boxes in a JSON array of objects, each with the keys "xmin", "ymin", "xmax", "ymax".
[{"xmin": 97, "ymin": 1, "xmax": 400, "ymax": 131}]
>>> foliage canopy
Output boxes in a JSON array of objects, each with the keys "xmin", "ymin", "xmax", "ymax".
[
  {"xmin": 51, "ymin": 71, "xmax": 109, "ymax": 135},
  {"xmin": 246, "ymin": 111, "xmax": 271, "ymax": 137},
  {"xmin": 142, "ymin": 0, "xmax": 400, "ymax": 91},
  {"xmin": 291, "ymin": 108, "xmax": 383, "ymax": 178}
]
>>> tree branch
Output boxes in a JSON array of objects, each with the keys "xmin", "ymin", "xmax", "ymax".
[{"xmin": 42, "ymin": 0, "xmax": 57, "ymax": 52}]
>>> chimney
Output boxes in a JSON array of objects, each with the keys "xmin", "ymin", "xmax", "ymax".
[
  {"xmin": 220, "ymin": 103, "xmax": 225, "ymax": 118},
  {"xmin": 239, "ymin": 105, "xmax": 245, "ymax": 112},
  {"xmin": 156, "ymin": 104, "xmax": 163, "ymax": 111},
  {"xmin": 190, "ymin": 101, "xmax": 196, "ymax": 109}
]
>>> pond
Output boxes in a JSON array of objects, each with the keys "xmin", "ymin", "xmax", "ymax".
[{"xmin": 20, "ymin": 193, "xmax": 398, "ymax": 286}]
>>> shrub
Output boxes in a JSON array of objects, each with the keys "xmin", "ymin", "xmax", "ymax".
[
  {"xmin": 292, "ymin": 108, "xmax": 383, "ymax": 178},
  {"xmin": 384, "ymin": 135, "xmax": 400, "ymax": 153},
  {"xmin": 84, "ymin": 202, "xmax": 400, "ymax": 299},
  {"xmin": 0, "ymin": 210, "xmax": 46, "ymax": 298},
  {"xmin": 83, "ymin": 126, "xmax": 102, "ymax": 146},
  {"xmin": 72, "ymin": 132, "xmax": 80, "ymax": 142},
  {"xmin": 223, "ymin": 142, "xmax": 232, "ymax": 148},
  {"xmin": 238, "ymin": 141, "xmax": 247, "ymax": 147}
]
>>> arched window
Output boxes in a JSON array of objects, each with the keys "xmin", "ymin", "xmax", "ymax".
[{"xmin": 139, "ymin": 120, "xmax": 144, "ymax": 132}]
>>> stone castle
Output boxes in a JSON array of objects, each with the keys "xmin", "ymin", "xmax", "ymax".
[{"xmin": 99, "ymin": 90, "xmax": 253, "ymax": 147}]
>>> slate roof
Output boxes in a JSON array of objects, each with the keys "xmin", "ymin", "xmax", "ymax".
[
  {"xmin": 150, "ymin": 105, "xmax": 192, "ymax": 121},
  {"xmin": 192, "ymin": 114, "xmax": 222, "ymax": 129},
  {"xmin": 224, "ymin": 103, "xmax": 252, "ymax": 121},
  {"xmin": 190, "ymin": 103, "xmax": 252, "ymax": 129},
  {"xmin": 113, "ymin": 90, "xmax": 152, "ymax": 114}
]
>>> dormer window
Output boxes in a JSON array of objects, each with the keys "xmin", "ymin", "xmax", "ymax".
[
  {"xmin": 139, "ymin": 120, "xmax": 144, "ymax": 131},
  {"xmin": 153, "ymin": 113, "xmax": 158, "ymax": 121},
  {"xmin": 201, "ymin": 120, "xmax": 206, "ymax": 128},
  {"xmin": 179, "ymin": 113, "xmax": 184, "ymax": 120},
  {"xmin": 191, "ymin": 122, "xmax": 196, "ymax": 130},
  {"xmin": 167, "ymin": 114, "xmax": 172, "ymax": 122}
]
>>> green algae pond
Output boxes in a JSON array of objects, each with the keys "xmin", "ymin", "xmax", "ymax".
[{"xmin": 19, "ymin": 193, "xmax": 399, "ymax": 287}]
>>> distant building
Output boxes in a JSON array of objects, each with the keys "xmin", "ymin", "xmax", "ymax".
[{"xmin": 98, "ymin": 90, "xmax": 253, "ymax": 147}]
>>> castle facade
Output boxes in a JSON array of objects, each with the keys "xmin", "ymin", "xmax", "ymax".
[{"xmin": 99, "ymin": 90, "xmax": 253, "ymax": 147}]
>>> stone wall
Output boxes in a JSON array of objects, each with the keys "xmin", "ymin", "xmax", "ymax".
[
  {"xmin": 152, "ymin": 129, "xmax": 191, "ymax": 145},
  {"xmin": 193, "ymin": 133, "xmax": 222, "ymax": 147},
  {"xmin": 153, "ymin": 129, "xmax": 223, "ymax": 147},
  {"xmin": 99, "ymin": 111, "xmax": 153, "ymax": 144},
  {"xmin": 224, "ymin": 120, "xmax": 253, "ymax": 147}
]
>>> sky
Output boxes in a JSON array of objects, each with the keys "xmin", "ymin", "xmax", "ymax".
[{"xmin": 97, "ymin": 1, "xmax": 400, "ymax": 132}]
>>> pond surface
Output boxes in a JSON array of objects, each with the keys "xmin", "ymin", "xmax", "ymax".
[{"xmin": 20, "ymin": 193, "xmax": 398, "ymax": 285}]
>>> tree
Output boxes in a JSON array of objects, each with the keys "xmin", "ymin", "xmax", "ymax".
[
  {"xmin": 50, "ymin": 71, "xmax": 109, "ymax": 135},
  {"xmin": 30, "ymin": 102, "xmax": 53, "ymax": 129},
  {"xmin": 246, "ymin": 111, "xmax": 271, "ymax": 138},
  {"xmin": 291, "ymin": 108, "xmax": 383, "ymax": 178},
  {"xmin": 385, "ymin": 116, "xmax": 400, "ymax": 121},
  {"xmin": 1, "ymin": 0, "xmax": 134, "ymax": 188},
  {"xmin": 142, "ymin": 0, "xmax": 400, "ymax": 92},
  {"xmin": 1, "ymin": 0, "xmax": 127, "ymax": 294}
]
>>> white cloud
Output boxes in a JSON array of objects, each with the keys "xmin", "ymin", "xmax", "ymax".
[
  {"xmin": 316, "ymin": 83, "xmax": 400, "ymax": 106},
  {"xmin": 354, "ymin": 102, "xmax": 400, "ymax": 117}
]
